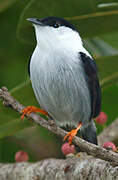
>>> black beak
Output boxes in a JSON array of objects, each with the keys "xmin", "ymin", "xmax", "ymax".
[{"xmin": 27, "ymin": 18, "xmax": 44, "ymax": 26}]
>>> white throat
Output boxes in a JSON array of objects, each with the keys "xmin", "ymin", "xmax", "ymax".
[{"xmin": 34, "ymin": 25, "xmax": 91, "ymax": 57}]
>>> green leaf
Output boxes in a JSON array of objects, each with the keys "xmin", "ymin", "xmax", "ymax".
[
  {"xmin": 97, "ymin": 84, "xmax": 118, "ymax": 134},
  {"xmin": 0, "ymin": 80, "xmax": 37, "ymax": 138},
  {"xmin": 85, "ymin": 37, "xmax": 118, "ymax": 57},
  {"xmin": 0, "ymin": 0, "xmax": 33, "ymax": 90},
  {"xmin": 0, "ymin": 0, "xmax": 18, "ymax": 13},
  {"xmin": 0, "ymin": 80, "xmax": 31, "ymax": 125},
  {"xmin": 0, "ymin": 119, "xmax": 32, "ymax": 139},
  {"xmin": 102, "ymin": 84, "xmax": 118, "ymax": 122},
  {"xmin": 17, "ymin": 0, "xmax": 118, "ymax": 44},
  {"xmin": 96, "ymin": 55, "xmax": 118, "ymax": 89}
]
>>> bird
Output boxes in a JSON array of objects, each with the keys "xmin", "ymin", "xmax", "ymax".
[{"xmin": 21, "ymin": 16, "xmax": 101, "ymax": 145}]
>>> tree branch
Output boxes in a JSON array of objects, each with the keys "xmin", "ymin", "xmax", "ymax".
[
  {"xmin": 98, "ymin": 118, "xmax": 118, "ymax": 145},
  {"xmin": 0, "ymin": 87, "xmax": 118, "ymax": 165},
  {"xmin": 0, "ymin": 157, "xmax": 118, "ymax": 180}
]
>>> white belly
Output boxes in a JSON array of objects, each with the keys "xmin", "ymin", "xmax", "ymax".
[{"xmin": 30, "ymin": 46, "xmax": 91, "ymax": 127}]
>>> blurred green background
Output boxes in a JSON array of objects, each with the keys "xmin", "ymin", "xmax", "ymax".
[{"xmin": 0, "ymin": 0, "xmax": 118, "ymax": 162}]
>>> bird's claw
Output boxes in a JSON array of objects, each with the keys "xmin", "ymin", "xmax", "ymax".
[
  {"xmin": 63, "ymin": 129, "xmax": 78, "ymax": 145},
  {"xmin": 21, "ymin": 106, "xmax": 49, "ymax": 120},
  {"xmin": 63, "ymin": 123, "xmax": 82, "ymax": 144}
]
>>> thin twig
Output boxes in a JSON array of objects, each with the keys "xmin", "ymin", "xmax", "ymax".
[{"xmin": 0, "ymin": 86, "xmax": 118, "ymax": 165}]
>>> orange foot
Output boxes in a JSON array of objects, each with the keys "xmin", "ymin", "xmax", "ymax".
[
  {"xmin": 63, "ymin": 123, "xmax": 82, "ymax": 145},
  {"xmin": 21, "ymin": 106, "xmax": 49, "ymax": 120}
]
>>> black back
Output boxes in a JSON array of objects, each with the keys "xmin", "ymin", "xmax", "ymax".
[{"xmin": 80, "ymin": 52, "xmax": 101, "ymax": 118}]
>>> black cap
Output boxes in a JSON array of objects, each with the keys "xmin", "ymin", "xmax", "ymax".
[{"xmin": 27, "ymin": 16, "xmax": 77, "ymax": 31}]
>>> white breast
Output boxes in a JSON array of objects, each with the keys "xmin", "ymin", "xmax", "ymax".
[{"xmin": 30, "ymin": 44, "xmax": 91, "ymax": 127}]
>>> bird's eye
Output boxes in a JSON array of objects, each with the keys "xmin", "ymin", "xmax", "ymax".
[{"xmin": 53, "ymin": 23, "xmax": 60, "ymax": 28}]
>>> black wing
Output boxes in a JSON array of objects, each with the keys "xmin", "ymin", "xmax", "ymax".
[{"xmin": 79, "ymin": 52, "xmax": 101, "ymax": 118}]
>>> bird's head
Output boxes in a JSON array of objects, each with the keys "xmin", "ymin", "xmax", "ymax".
[{"xmin": 27, "ymin": 17, "xmax": 83, "ymax": 50}]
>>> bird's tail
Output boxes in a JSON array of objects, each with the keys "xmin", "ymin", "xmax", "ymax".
[{"xmin": 81, "ymin": 121, "xmax": 98, "ymax": 145}]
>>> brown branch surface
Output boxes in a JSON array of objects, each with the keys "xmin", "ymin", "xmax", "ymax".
[
  {"xmin": 98, "ymin": 118, "xmax": 118, "ymax": 145},
  {"xmin": 0, "ymin": 158, "xmax": 118, "ymax": 180},
  {"xmin": 0, "ymin": 87, "xmax": 118, "ymax": 165}
]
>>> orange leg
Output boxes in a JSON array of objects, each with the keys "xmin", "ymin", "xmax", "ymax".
[
  {"xmin": 21, "ymin": 106, "xmax": 49, "ymax": 120},
  {"xmin": 63, "ymin": 123, "xmax": 82, "ymax": 145}
]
